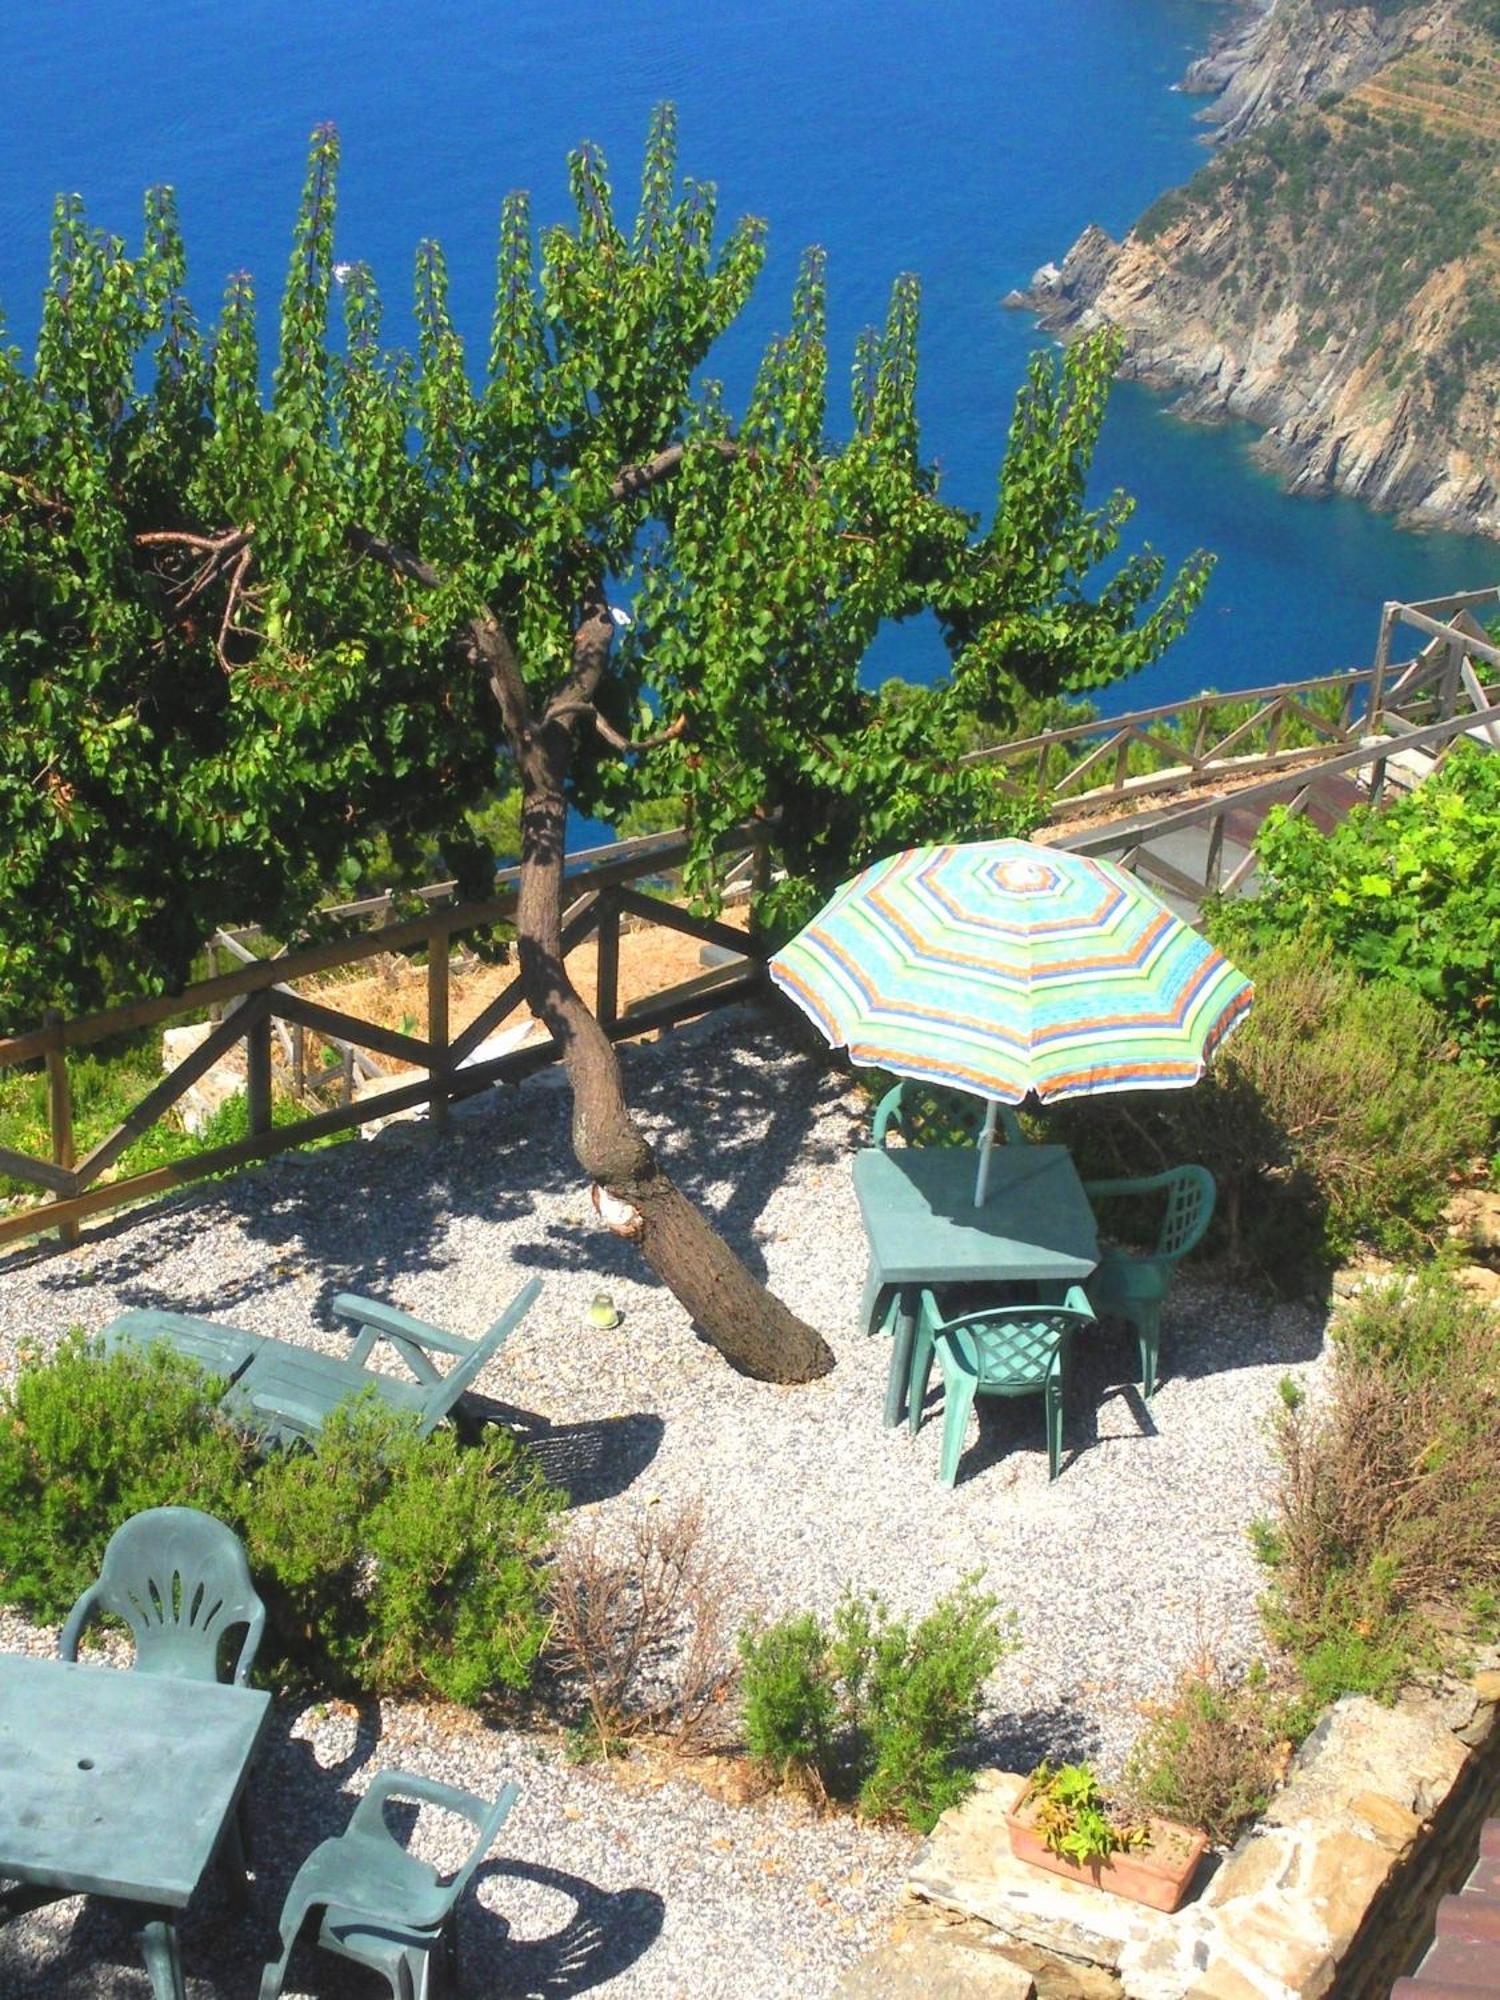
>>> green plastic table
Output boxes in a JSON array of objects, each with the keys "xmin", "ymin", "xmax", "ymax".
[
  {"xmin": 0, "ymin": 1654, "xmax": 270, "ymax": 1998},
  {"xmin": 853, "ymin": 1144, "xmax": 1100, "ymax": 1426}
]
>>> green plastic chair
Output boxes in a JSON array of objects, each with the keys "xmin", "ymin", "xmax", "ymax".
[
  {"xmin": 872, "ymin": 1081, "xmax": 1025, "ymax": 1150},
  {"xmin": 1081, "ymin": 1166, "xmax": 1216, "ymax": 1404},
  {"xmin": 60, "ymin": 1505, "xmax": 265, "ymax": 1687},
  {"xmin": 908, "ymin": 1287, "xmax": 1095, "ymax": 1485},
  {"xmin": 60, "ymin": 1505, "xmax": 265, "ymax": 1898},
  {"xmin": 258, "ymin": 1770, "xmax": 521, "ymax": 2000},
  {"xmin": 219, "ymin": 1277, "xmax": 544, "ymax": 1450}
]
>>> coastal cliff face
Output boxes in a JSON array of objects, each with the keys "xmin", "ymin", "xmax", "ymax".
[{"xmin": 1022, "ymin": 0, "xmax": 1500, "ymax": 538}]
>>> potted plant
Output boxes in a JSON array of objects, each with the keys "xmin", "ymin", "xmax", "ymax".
[{"xmin": 1006, "ymin": 1761, "xmax": 1207, "ymax": 1913}]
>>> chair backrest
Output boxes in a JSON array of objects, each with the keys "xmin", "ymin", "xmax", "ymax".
[
  {"xmin": 60, "ymin": 1506, "xmax": 265, "ymax": 1685},
  {"xmin": 934, "ymin": 1297, "xmax": 1096, "ymax": 1389},
  {"xmin": 1155, "ymin": 1166, "xmax": 1216, "ymax": 1263},
  {"xmin": 873, "ymin": 1081, "xmax": 989, "ymax": 1148},
  {"xmin": 349, "ymin": 1769, "xmax": 521, "ymax": 1916},
  {"xmin": 415, "ymin": 1277, "xmax": 543, "ymax": 1437}
]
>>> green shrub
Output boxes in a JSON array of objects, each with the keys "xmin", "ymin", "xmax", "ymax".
[
  {"xmin": 1212, "ymin": 742, "xmax": 1500, "ymax": 1065},
  {"xmin": 740, "ymin": 1612, "xmax": 838, "ymax": 1783},
  {"xmin": 1126, "ymin": 1660, "xmax": 1282, "ymax": 1846},
  {"xmin": 739, "ymin": 1578, "xmax": 1014, "ymax": 1830},
  {"xmin": 1050, "ymin": 940, "xmax": 1493, "ymax": 1289},
  {"xmin": 0, "ymin": 1341, "xmax": 559, "ymax": 1704},
  {"xmin": 0, "ymin": 1336, "xmax": 251, "ymax": 1615},
  {"xmin": 250, "ymin": 1398, "xmax": 560, "ymax": 1702}
]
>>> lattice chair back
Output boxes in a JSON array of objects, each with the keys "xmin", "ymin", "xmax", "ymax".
[
  {"xmin": 872, "ymin": 1081, "xmax": 987, "ymax": 1148},
  {"xmin": 939, "ymin": 1298, "xmax": 1095, "ymax": 1392},
  {"xmin": 910, "ymin": 1287, "xmax": 1096, "ymax": 1484},
  {"xmin": 60, "ymin": 1506, "xmax": 265, "ymax": 1686},
  {"xmin": 1156, "ymin": 1166, "xmax": 1217, "ymax": 1263}
]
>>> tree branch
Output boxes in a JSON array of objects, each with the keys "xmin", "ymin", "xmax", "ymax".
[
  {"xmin": 464, "ymin": 612, "xmax": 536, "ymax": 762},
  {"xmin": 345, "ymin": 523, "xmax": 442, "ymax": 588},
  {"xmin": 608, "ymin": 437, "xmax": 736, "ymax": 505},
  {"xmin": 134, "ymin": 527, "xmax": 259, "ymax": 669},
  {"xmin": 547, "ymin": 705, "xmax": 688, "ymax": 754},
  {"xmin": 544, "ymin": 578, "xmax": 615, "ymax": 726}
]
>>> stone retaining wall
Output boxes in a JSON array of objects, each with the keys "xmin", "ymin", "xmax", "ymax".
[{"xmin": 907, "ymin": 1664, "xmax": 1500, "ymax": 2000}]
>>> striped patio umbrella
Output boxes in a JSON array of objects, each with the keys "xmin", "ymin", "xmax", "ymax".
[{"xmin": 769, "ymin": 840, "xmax": 1252, "ymax": 1202}]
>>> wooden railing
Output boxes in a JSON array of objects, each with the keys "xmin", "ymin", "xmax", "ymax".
[
  {"xmin": 968, "ymin": 586, "xmax": 1500, "ymax": 820},
  {"xmin": 5, "ymin": 587, "xmax": 1497, "ymax": 1252},
  {"xmin": 0, "ymin": 825, "xmax": 769, "ymax": 1251},
  {"xmin": 1057, "ymin": 700, "xmax": 1498, "ymax": 907}
]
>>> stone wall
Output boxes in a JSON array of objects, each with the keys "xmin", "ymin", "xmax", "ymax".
[{"xmin": 907, "ymin": 1664, "xmax": 1500, "ymax": 2000}]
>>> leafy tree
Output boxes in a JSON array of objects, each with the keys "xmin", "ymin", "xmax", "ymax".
[{"xmin": 0, "ymin": 114, "xmax": 1209, "ymax": 1382}]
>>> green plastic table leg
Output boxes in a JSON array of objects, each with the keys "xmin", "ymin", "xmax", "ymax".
[
  {"xmin": 139, "ymin": 1912, "xmax": 186, "ymax": 2000},
  {"xmin": 883, "ymin": 1290, "xmax": 917, "ymax": 1429}
]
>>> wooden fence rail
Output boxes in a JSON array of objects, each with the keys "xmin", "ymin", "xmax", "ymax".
[
  {"xmin": 0, "ymin": 824, "xmax": 768, "ymax": 1252},
  {"xmin": 5, "ymin": 588, "xmax": 1497, "ymax": 1252},
  {"xmin": 967, "ymin": 587, "xmax": 1500, "ymax": 819}
]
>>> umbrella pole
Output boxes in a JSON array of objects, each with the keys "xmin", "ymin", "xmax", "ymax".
[{"xmin": 974, "ymin": 1100, "xmax": 1000, "ymax": 1206}]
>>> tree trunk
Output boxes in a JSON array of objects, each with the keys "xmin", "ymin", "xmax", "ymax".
[{"xmin": 511, "ymin": 747, "xmax": 834, "ymax": 1385}]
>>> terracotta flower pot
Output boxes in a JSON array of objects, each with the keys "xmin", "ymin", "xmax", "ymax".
[{"xmin": 1005, "ymin": 1793, "xmax": 1207, "ymax": 1913}]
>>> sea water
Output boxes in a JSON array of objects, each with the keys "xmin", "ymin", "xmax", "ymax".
[{"xmin": 2, "ymin": 0, "xmax": 1494, "ymax": 715}]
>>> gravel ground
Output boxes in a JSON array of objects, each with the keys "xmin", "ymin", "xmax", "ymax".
[{"xmin": 0, "ymin": 1005, "xmax": 1329, "ymax": 1998}]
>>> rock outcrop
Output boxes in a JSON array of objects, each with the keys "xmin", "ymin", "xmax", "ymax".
[{"xmin": 1019, "ymin": 0, "xmax": 1500, "ymax": 540}]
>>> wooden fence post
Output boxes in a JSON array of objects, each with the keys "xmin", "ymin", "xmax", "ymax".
[
  {"xmin": 43, "ymin": 1009, "xmax": 78, "ymax": 1249},
  {"xmin": 595, "ymin": 889, "xmax": 621, "ymax": 1036},
  {"xmin": 245, "ymin": 998, "xmax": 273, "ymax": 1136},
  {"xmin": 1369, "ymin": 602, "xmax": 1396, "ymax": 725},
  {"xmin": 1440, "ymin": 638, "xmax": 1464, "ymax": 720},
  {"xmin": 427, "ymin": 920, "xmax": 451, "ymax": 1130}
]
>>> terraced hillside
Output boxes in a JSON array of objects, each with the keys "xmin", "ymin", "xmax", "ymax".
[{"xmin": 1022, "ymin": 0, "xmax": 1500, "ymax": 537}]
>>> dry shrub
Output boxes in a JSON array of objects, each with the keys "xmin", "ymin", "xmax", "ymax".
[
  {"xmin": 1052, "ymin": 941, "xmax": 1493, "ymax": 1290},
  {"xmin": 1258, "ymin": 1273, "xmax": 1500, "ymax": 1703},
  {"xmin": 547, "ymin": 1499, "xmax": 742, "ymax": 1755},
  {"xmin": 1126, "ymin": 1652, "xmax": 1286, "ymax": 1847}
]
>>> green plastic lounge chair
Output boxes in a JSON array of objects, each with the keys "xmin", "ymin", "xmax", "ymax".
[
  {"xmin": 258, "ymin": 1769, "xmax": 520, "ymax": 2000},
  {"xmin": 908, "ymin": 1287, "xmax": 1095, "ymax": 1485},
  {"xmin": 1081, "ymin": 1166, "xmax": 1216, "ymax": 1404},
  {"xmin": 60, "ymin": 1505, "xmax": 265, "ymax": 1687},
  {"xmin": 221, "ymin": 1277, "xmax": 543, "ymax": 1448}
]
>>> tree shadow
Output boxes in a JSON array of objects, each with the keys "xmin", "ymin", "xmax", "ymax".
[
  {"xmin": 971, "ymin": 1696, "xmax": 1104, "ymax": 1777},
  {"xmin": 5, "ymin": 1003, "xmax": 856, "ymax": 1339}
]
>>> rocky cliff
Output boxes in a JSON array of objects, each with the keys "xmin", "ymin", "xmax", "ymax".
[{"xmin": 1020, "ymin": 0, "xmax": 1500, "ymax": 538}]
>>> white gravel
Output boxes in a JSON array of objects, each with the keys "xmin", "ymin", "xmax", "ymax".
[{"xmin": 0, "ymin": 1004, "xmax": 1329, "ymax": 1998}]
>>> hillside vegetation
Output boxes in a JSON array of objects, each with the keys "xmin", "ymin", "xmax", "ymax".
[{"xmin": 1026, "ymin": 0, "xmax": 1500, "ymax": 536}]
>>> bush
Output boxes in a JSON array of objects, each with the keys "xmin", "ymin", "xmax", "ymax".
[
  {"xmin": 1212, "ymin": 743, "xmax": 1500, "ymax": 1066},
  {"xmin": 1255, "ymin": 1273, "xmax": 1500, "ymax": 1701},
  {"xmin": 1050, "ymin": 940, "xmax": 1493, "ymax": 1289},
  {"xmin": 249, "ymin": 1398, "xmax": 560, "ymax": 1702},
  {"xmin": 1126, "ymin": 1658, "xmax": 1284, "ymax": 1846},
  {"xmin": 0, "ymin": 1337, "xmax": 251, "ymax": 1614},
  {"xmin": 0, "ymin": 1341, "xmax": 560, "ymax": 1704},
  {"xmin": 547, "ymin": 1499, "xmax": 742, "ymax": 1756},
  {"xmin": 740, "ymin": 1577, "xmax": 1015, "ymax": 1830}
]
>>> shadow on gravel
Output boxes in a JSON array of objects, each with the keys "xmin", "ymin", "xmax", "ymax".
[
  {"xmin": 6, "ymin": 1008, "xmax": 862, "ymax": 1330},
  {"xmin": 469, "ymin": 1398, "xmax": 666, "ymax": 1506},
  {"xmin": 466, "ymin": 1859, "xmax": 665, "ymax": 1998},
  {"xmin": 974, "ymin": 1697, "xmax": 1104, "ymax": 1778}
]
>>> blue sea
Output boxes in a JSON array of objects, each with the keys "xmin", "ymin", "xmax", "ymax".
[{"xmin": 3, "ymin": 0, "xmax": 1495, "ymax": 712}]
